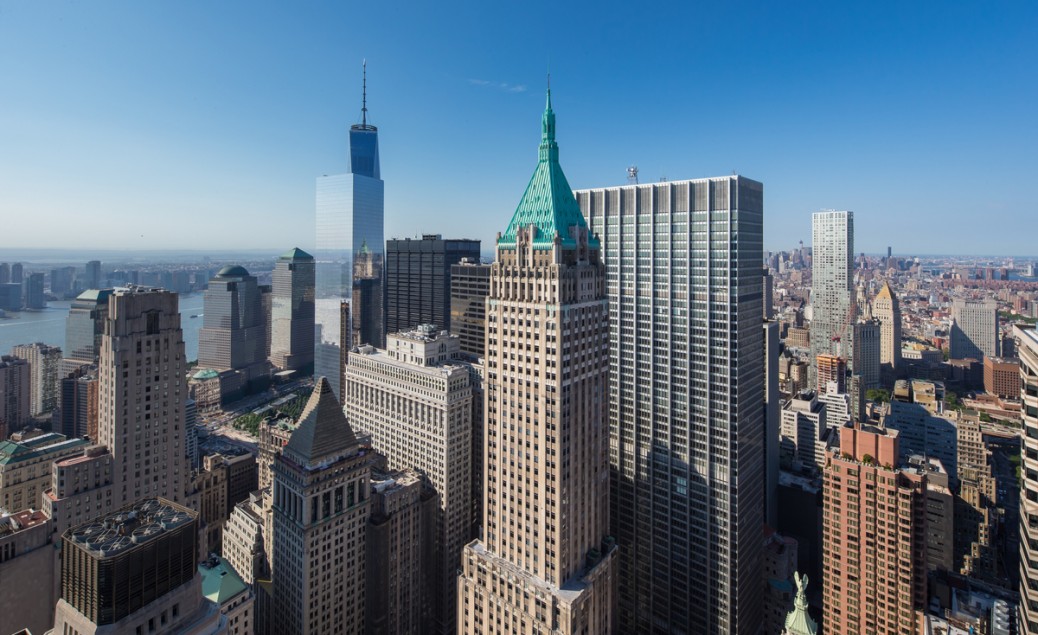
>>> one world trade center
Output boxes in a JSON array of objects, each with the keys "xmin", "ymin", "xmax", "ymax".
[{"xmin": 314, "ymin": 62, "xmax": 384, "ymax": 399}]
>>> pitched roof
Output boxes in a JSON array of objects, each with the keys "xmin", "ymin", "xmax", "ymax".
[
  {"xmin": 283, "ymin": 377, "xmax": 359, "ymax": 468},
  {"xmin": 498, "ymin": 89, "xmax": 597, "ymax": 251},
  {"xmin": 875, "ymin": 281, "xmax": 894, "ymax": 301},
  {"xmin": 280, "ymin": 247, "xmax": 314, "ymax": 260}
]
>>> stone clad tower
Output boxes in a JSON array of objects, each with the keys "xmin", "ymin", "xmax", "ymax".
[
  {"xmin": 272, "ymin": 377, "xmax": 371, "ymax": 634},
  {"xmin": 457, "ymin": 89, "xmax": 616, "ymax": 634}
]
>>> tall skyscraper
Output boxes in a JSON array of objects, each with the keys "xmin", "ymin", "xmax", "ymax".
[
  {"xmin": 65, "ymin": 289, "xmax": 113, "ymax": 363},
  {"xmin": 384, "ymin": 235, "xmax": 480, "ymax": 335},
  {"xmin": 59, "ymin": 366, "xmax": 98, "ymax": 439},
  {"xmin": 11, "ymin": 342, "xmax": 62, "ymax": 416},
  {"xmin": 873, "ymin": 281, "xmax": 902, "ymax": 378},
  {"xmin": 850, "ymin": 319, "xmax": 881, "ymax": 390},
  {"xmin": 577, "ymin": 174, "xmax": 765, "ymax": 634},
  {"xmin": 84, "ymin": 260, "xmax": 101, "ymax": 289},
  {"xmin": 50, "ymin": 266, "xmax": 76, "ymax": 298},
  {"xmin": 24, "ymin": 273, "xmax": 45, "ymax": 309},
  {"xmin": 10, "ymin": 263, "xmax": 23, "ymax": 285},
  {"xmin": 315, "ymin": 63, "xmax": 385, "ymax": 399},
  {"xmin": 345, "ymin": 326, "xmax": 475, "ymax": 634},
  {"xmin": 450, "ymin": 259, "xmax": 491, "ymax": 358},
  {"xmin": 269, "ymin": 247, "xmax": 315, "ymax": 373},
  {"xmin": 810, "ymin": 211, "xmax": 854, "ymax": 388},
  {"xmin": 77, "ymin": 287, "xmax": 191, "ymax": 510},
  {"xmin": 459, "ymin": 90, "xmax": 617, "ymax": 635},
  {"xmin": 0, "ymin": 263, "xmax": 8, "ymax": 284},
  {"xmin": 198, "ymin": 266, "xmax": 267, "ymax": 373},
  {"xmin": 272, "ymin": 378, "xmax": 371, "ymax": 634},
  {"xmin": 950, "ymin": 298, "xmax": 999, "ymax": 360},
  {"xmin": 822, "ymin": 424, "xmax": 928, "ymax": 635},
  {"xmin": 1016, "ymin": 325, "xmax": 1038, "ymax": 634}
]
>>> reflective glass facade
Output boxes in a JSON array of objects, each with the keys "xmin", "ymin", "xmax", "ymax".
[
  {"xmin": 65, "ymin": 289, "xmax": 113, "ymax": 362},
  {"xmin": 577, "ymin": 176, "xmax": 764, "ymax": 635},
  {"xmin": 314, "ymin": 124, "xmax": 384, "ymax": 399}
]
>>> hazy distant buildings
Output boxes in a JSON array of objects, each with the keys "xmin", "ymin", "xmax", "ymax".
[
  {"xmin": 0, "ymin": 282, "xmax": 22, "ymax": 312},
  {"xmin": 384, "ymin": 235, "xmax": 480, "ymax": 336},
  {"xmin": 272, "ymin": 378, "xmax": 371, "ymax": 634},
  {"xmin": 810, "ymin": 211, "xmax": 854, "ymax": 388},
  {"xmin": 10, "ymin": 263, "xmax": 22, "ymax": 285},
  {"xmin": 269, "ymin": 247, "xmax": 315, "ymax": 374},
  {"xmin": 49, "ymin": 266, "xmax": 76, "ymax": 298},
  {"xmin": 314, "ymin": 66, "xmax": 385, "ymax": 398},
  {"xmin": 84, "ymin": 260, "xmax": 101, "ymax": 289},
  {"xmin": 198, "ymin": 266, "xmax": 270, "ymax": 398},
  {"xmin": 449, "ymin": 259, "xmax": 491, "ymax": 358},
  {"xmin": 64, "ymin": 289, "xmax": 113, "ymax": 363},
  {"xmin": 951, "ymin": 298, "xmax": 999, "ymax": 360},
  {"xmin": 24, "ymin": 272, "xmax": 45, "ymax": 310},
  {"xmin": 578, "ymin": 174, "xmax": 765, "ymax": 634},
  {"xmin": 459, "ymin": 92, "xmax": 617, "ymax": 635}
]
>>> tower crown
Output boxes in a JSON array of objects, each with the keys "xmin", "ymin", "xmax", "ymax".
[{"xmin": 498, "ymin": 88, "xmax": 597, "ymax": 251}]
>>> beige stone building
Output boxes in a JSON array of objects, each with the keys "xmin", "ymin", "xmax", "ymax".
[
  {"xmin": 223, "ymin": 490, "xmax": 268, "ymax": 586},
  {"xmin": 11, "ymin": 343, "xmax": 62, "ymax": 416},
  {"xmin": 458, "ymin": 91, "xmax": 616, "ymax": 635},
  {"xmin": 0, "ymin": 431, "xmax": 88, "ymax": 513},
  {"xmin": 271, "ymin": 378, "xmax": 371, "ymax": 635},
  {"xmin": 1018, "ymin": 325, "xmax": 1038, "ymax": 634},
  {"xmin": 0, "ymin": 509, "xmax": 55, "ymax": 635},
  {"xmin": 344, "ymin": 326, "xmax": 475, "ymax": 634},
  {"xmin": 873, "ymin": 282, "xmax": 902, "ymax": 379},
  {"xmin": 257, "ymin": 416, "xmax": 296, "ymax": 490},
  {"xmin": 199, "ymin": 555, "xmax": 255, "ymax": 635}
]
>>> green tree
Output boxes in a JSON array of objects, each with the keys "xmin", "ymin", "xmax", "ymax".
[{"xmin": 866, "ymin": 388, "xmax": 890, "ymax": 403}]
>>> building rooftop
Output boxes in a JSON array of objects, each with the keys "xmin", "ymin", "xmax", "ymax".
[
  {"xmin": 65, "ymin": 498, "xmax": 195, "ymax": 558},
  {"xmin": 73, "ymin": 288, "xmax": 114, "ymax": 304},
  {"xmin": 283, "ymin": 377, "xmax": 360, "ymax": 468},
  {"xmin": 215, "ymin": 265, "xmax": 250, "ymax": 278},
  {"xmin": 279, "ymin": 247, "xmax": 313, "ymax": 260},
  {"xmin": 199, "ymin": 555, "xmax": 250, "ymax": 605},
  {"xmin": 0, "ymin": 435, "xmax": 88, "ymax": 466},
  {"xmin": 0, "ymin": 509, "xmax": 48, "ymax": 537}
]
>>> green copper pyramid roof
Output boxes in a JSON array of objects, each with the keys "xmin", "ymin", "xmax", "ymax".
[
  {"xmin": 280, "ymin": 247, "xmax": 313, "ymax": 260},
  {"xmin": 498, "ymin": 89, "xmax": 597, "ymax": 250}
]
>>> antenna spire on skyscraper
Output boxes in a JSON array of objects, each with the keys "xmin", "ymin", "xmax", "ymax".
[{"xmin": 362, "ymin": 59, "xmax": 368, "ymax": 127}]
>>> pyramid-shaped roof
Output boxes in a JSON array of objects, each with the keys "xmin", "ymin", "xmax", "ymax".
[
  {"xmin": 283, "ymin": 377, "xmax": 359, "ymax": 468},
  {"xmin": 498, "ymin": 89, "xmax": 597, "ymax": 251},
  {"xmin": 875, "ymin": 281, "xmax": 894, "ymax": 301},
  {"xmin": 280, "ymin": 247, "xmax": 313, "ymax": 260}
]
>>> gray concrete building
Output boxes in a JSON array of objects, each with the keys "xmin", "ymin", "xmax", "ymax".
[
  {"xmin": 951, "ymin": 298, "xmax": 1000, "ymax": 360},
  {"xmin": 269, "ymin": 247, "xmax": 315, "ymax": 374},
  {"xmin": 810, "ymin": 211, "xmax": 854, "ymax": 388}
]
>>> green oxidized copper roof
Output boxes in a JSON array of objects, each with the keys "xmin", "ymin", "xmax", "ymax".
[
  {"xmin": 199, "ymin": 557, "xmax": 249, "ymax": 605},
  {"xmin": 280, "ymin": 247, "xmax": 313, "ymax": 260},
  {"xmin": 783, "ymin": 572, "xmax": 818, "ymax": 635},
  {"xmin": 498, "ymin": 89, "xmax": 597, "ymax": 250}
]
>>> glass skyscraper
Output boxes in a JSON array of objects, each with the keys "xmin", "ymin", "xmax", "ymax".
[
  {"xmin": 314, "ymin": 66, "xmax": 384, "ymax": 399},
  {"xmin": 577, "ymin": 177, "xmax": 765, "ymax": 635}
]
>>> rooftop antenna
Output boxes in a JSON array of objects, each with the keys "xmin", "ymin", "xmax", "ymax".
[
  {"xmin": 361, "ymin": 59, "xmax": 368, "ymax": 127},
  {"xmin": 627, "ymin": 166, "xmax": 639, "ymax": 184}
]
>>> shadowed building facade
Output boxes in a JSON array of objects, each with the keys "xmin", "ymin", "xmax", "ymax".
[
  {"xmin": 458, "ymin": 90, "xmax": 617, "ymax": 635},
  {"xmin": 384, "ymin": 235, "xmax": 480, "ymax": 336}
]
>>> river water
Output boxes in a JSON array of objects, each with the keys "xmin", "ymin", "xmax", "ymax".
[{"xmin": 0, "ymin": 294, "xmax": 206, "ymax": 361}]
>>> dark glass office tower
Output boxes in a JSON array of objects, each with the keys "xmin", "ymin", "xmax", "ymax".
[
  {"xmin": 384, "ymin": 235, "xmax": 480, "ymax": 335},
  {"xmin": 315, "ymin": 63, "xmax": 384, "ymax": 399},
  {"xmin": 577, "ymin": 177, "xmax": 765, "ymax": 635},
  {"xmin": 65, "ymin": 289, "xmax": 113, "ymax": 363}
]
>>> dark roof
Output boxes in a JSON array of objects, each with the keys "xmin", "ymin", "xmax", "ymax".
[
  {"xmin": 216, "ymin": 265, "xmax": 250, "ymax": 278},
  {"xmin": 283, "ymin": 377, "xmax": 359, "ymax": 467}
]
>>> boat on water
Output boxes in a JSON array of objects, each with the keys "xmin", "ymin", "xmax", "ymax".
[{"xmin": 190, "ymin": 314, "xmax": 203, "ymax": 318}]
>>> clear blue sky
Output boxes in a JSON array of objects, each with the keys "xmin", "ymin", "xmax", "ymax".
[{"xmin": 1, "ymin": 1, "xmax": 1036, "ymax": 256}]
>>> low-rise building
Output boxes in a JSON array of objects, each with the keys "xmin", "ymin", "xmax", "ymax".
[
  {"xmin": 0, "ymin": 431, "xmax": 89, "ymax": 513},
  {"xmin": 200, "ymin": 555, "xmax": 254, "ymax": 635},
  {"xmin": 0, "ymin": 509, "xmax": 54, "ymax": 635}
]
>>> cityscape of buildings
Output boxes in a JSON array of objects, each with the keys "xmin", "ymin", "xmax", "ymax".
[{"xmin": 0, "ymin": 52, "xmax": 1036, "ymax": 635}]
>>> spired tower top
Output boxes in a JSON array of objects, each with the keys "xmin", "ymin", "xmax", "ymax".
[
  {"xmin": 783, "ymin": 571, "xmax": 819, "ymax": 635},
  {"xmin": 498, "ymin": 87, "xmax": 598, "ymax": 252}
]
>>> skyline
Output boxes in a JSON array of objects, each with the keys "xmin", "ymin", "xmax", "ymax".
[{"xmin": 1, "ymin": 1, "xmax": 1036, "ymax": 255}]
